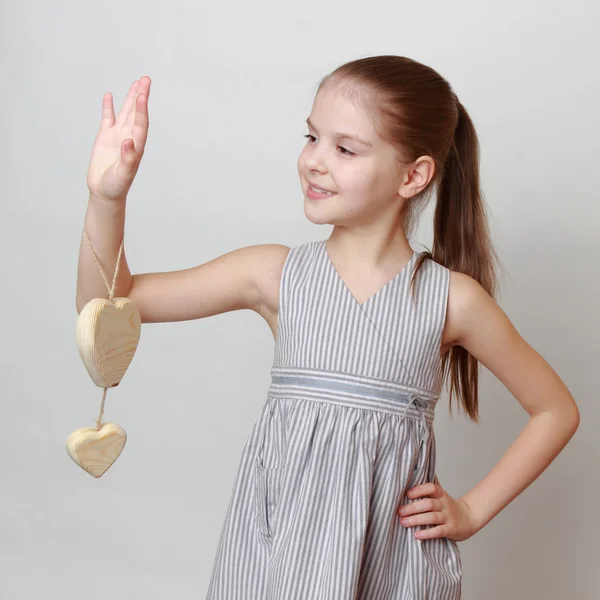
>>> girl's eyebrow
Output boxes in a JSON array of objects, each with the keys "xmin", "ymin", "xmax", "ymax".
[{"xmin": 306, "ymin": 117, "xmax": 373, "ymax": 147}]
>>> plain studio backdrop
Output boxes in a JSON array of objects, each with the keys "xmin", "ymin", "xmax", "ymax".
[{"xmin": 1, "ymin": 0, "xmax": 598, "ymax": 598}]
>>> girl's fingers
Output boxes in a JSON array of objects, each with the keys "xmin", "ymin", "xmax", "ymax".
[
  {"xmin": 400, "ymin": 510, "xmax": 445, "ymax": 528},
  {"xmin": 119, "ymin": 138, "xmax": 140, "ymax": 178},
  {"xmin": 100, "ymin": 92, "xmax": 115, "ymax": 128},
  {"xmin": 406, "ymin": 482, "xmax": 441, "ymax": 499},
  {"xmin": 413, "ymin": 525, "xmax": 450, "ymax": 541},
  {"xmin": 126, "ymin": 76, "xmax": 151, "ymax": 132},
  {"xmin": 131, "ymin": 93, "xmax": 149, "ymax": 151},
  {"xmin": 116, "ymin": 80, "xmax": 140, "ymax": 127},
  {"xmin": 398, "ymin": 497, "xmax": 440, "ymax": 517}
]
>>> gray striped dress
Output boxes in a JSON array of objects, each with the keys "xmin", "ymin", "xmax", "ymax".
[{"xmin": 206, "ymin": 239, "xmax": 462, "ymax": 599}]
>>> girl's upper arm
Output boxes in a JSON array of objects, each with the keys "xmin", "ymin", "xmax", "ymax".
[
  {"xmin": 127, "ymin": 244, "xmax": 290, "ymax": 324},
  {"xmin": 445, "ymin": 271, "xmax": 579, "ymax": 420}
]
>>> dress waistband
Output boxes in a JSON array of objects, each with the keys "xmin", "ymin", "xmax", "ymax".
[{"xmin": 268, "ymin": 367, "xmax": 437, "ymax": 442}]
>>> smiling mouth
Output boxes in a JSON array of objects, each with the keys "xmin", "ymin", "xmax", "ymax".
[{"xmin": 308, "ymin": 184, "xmax": 336, "ymax": 195}]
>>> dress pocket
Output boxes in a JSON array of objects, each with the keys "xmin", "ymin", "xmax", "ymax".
[
  {"xmin": 254, "ymin": 456, "xmax": 273, "ymax": 538},
  {"xmin": 253, "ymin": 398, "xmax": 285, "ymax": 539}
]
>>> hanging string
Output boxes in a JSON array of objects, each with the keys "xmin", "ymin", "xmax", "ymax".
[
  {"xmin": 84, "ymin": 229, "xmax": 124, "ymax": 303},
  {"xmin": 96, "ymin": 388, "xmax": 108, "ymax": 430},
  {"xmin": 83, "ymin": 228, "xmax": 125, "ymax": 429}
]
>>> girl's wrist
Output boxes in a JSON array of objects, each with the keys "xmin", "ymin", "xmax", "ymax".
[
  {"xmin": 458, "ymin": 496, "xmax": 488, "ymax": 535},
  {"xmin": 88, "ymin": 193, "xmax": 127, "ymax": 215}
]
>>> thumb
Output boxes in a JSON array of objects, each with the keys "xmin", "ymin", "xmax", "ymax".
[
  {"xmin": 121, "ymin": 138, "xmax": 139, "ymax": 169},
  {"xmin": 121, "ymin": 137, "xmax": 136, "ymax": 158}
]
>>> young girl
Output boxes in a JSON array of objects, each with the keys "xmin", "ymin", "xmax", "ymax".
[{"xmin": 77, "ymin": 55, "xmax": 580, "ymax": 599}]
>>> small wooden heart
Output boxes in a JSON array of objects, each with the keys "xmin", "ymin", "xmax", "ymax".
[
  {"xmin": 77, "ymin": 297, "xmax": 141, "ymax": 388},
  {"xmin": 66, "ymin": 422, "xmax": 127, "ymax": 478}
]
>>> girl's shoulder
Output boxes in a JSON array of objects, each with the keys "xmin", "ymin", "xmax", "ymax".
[
  {"xmin": 250, "ymin": 242, "xmax": 291, "ymax": 311},
  {"xmin": 444, "ymin": 266, "xmax": 501, "ymax": 352}
]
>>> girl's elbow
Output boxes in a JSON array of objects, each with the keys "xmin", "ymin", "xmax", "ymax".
[
  {"xmin": 568, "ymin": 405, "xmax": 581, "ymax": 434},
  {"xmin": 559, "ymin": 403, "xmax": 580, "ymax": 441}
]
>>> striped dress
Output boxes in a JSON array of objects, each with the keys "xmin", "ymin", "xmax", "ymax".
[{"xmin": 206, "ymin": 239, "xmax": 462, "ymax": 599}]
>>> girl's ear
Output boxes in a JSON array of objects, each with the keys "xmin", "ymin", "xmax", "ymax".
[{"xmin": 398, "ymin": 156, "xmax": 436, "ymax": 198}]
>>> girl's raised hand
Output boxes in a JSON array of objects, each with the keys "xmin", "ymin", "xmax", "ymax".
[{"xmin": 86, "ymin": 76, "xmax": 152, "ymax": 202}]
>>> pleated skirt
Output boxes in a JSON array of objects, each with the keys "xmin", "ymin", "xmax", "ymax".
[{"xmin": 206, "ymin": 375, "xmax": 462, "ymax": 600}]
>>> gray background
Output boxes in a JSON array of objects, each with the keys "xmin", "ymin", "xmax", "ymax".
[{"xmin": 1, "ymin": 0, "xmax": 598, "ymax": 598}]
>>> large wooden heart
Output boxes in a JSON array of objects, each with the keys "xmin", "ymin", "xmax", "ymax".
[
  {"xmin": 66, "ymin": 423, "xmax": 127, "ymax": 478},
  {"xmin": 76, "ymin": 297, "xmax": 141, "ymax": 388}
]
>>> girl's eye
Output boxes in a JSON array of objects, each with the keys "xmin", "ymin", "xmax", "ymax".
[{"xmin": 303, "ymin": 134, "xmax": 355, "ymax": 157}]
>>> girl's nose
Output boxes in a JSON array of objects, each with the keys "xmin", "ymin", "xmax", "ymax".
[{"xmin": 305, "ymin": 152, "xmax": 327, "ymax": 173}]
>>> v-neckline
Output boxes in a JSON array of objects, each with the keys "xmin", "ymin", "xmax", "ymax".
[{"xmin": 322, "ymin": 239, "xmax": 418, "ymax": 309}]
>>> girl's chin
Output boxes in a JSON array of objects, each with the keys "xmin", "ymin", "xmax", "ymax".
[
  {"xmin": 303, "ymin": 203, "xmax": 346, "ymax": 227},
  {"xmin": 303, "ymin": 203, "xmax": 333, "ymax": 225}
]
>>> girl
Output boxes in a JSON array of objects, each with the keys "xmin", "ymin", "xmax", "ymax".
[{"xmin": 77, "ymin": 55, "xmax": 580, "ymax": 599}]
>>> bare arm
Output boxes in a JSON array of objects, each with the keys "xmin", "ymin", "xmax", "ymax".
[
  {"xmin": 76, "ymin": 196, "xmax": 132, "ymax": 310},
  {"xmin": 107, "ymin": 243, "xmax": 289, "ymax": 324},
  {"xmin": 76, "ymin": 193, "xmax": 290, "ymax": 323},
  {"xmin": 399, "ymin": 272, "xmax": 580, "ymax": 542},
  {"xmin": 77, "ymin": 75, "xmax": 290, "ymax": 325},
  {"xmin": 76, "ymin": 75, "xmax": 150, "ymax": 310},
  {"xmin": 448, "ymin": 272, "xmax": 580, "ymax": 531}
]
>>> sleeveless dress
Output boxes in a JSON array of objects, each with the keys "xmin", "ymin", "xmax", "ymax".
[{"xmin": 206, "ymin": 239, "xmax": 462, "ymax": 600}]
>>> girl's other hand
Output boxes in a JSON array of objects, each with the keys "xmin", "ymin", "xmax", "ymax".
[
  {"xmin": 397, "ymin": 476, "xmax": 480, "ymax": 543},
  {"xmin": 86, "ymin": 76, "xmax": 152, "ymax": 203}
]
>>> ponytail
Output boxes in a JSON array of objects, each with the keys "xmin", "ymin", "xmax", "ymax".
[{"xmin": 415, "ymin": 98, "xmax": 500, "ymax": 422}]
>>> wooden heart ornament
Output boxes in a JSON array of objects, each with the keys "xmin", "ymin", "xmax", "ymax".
[
  {"xmin": 66, "ymin": 422, "xmax": 127, "ymax": 478},
  {"xmin": 76, "ymin": 297, "xmax": 141, "ymax": 388}
]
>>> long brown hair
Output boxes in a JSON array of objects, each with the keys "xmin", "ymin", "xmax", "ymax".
[{"xmin": 319, "ymin": 55, "xmax": 501, "ymax": 423}]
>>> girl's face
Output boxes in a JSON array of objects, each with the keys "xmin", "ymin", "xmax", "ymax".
[{"xmin": 297, "ymin": 82, "xmax": 407, "ymax": 227}]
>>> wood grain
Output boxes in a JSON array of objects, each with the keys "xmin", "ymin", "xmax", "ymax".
[
  {"xmin": 66, "ymin": 423, "xmax": 127, "ymax": 478},
  {"xmin": 76, "ymin": 297, "xmax": 141, "ymax": 388}
]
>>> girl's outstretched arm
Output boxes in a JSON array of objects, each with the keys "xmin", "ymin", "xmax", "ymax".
[
  {"xmin": 398, "ymin": 271, "xmax": 580, "ymax": 541},
  {"xmin": 77, "ymin": 75, "xmax": 290, "ymax": 328},
  {"xmin": 118, "ymin": 243, "xmax": 290, "ymax": 325}
]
